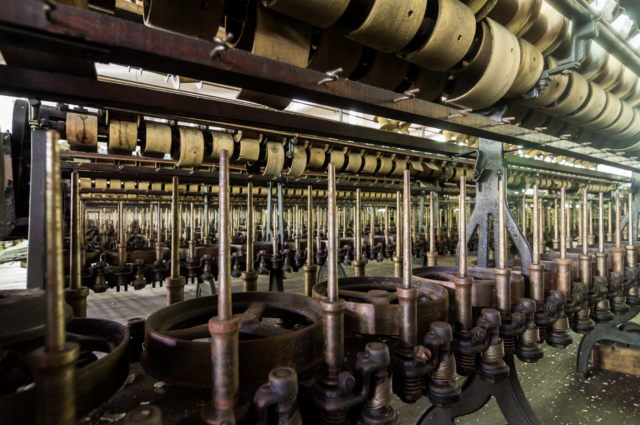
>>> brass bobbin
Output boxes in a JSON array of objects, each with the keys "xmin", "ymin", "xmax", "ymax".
[
  {"xmin": 236, "ymin": 138, "xmax": 260, "ymax": 162},
  {"xmin": 206, "ymin": 131, "xmax": 234, "ymax": 160},
  {"xmin": 108, "ymin": 120, "xmax": 138, "ymax": 155},
  {"xmin": 446, "ymin": 18, "xmax": 520, "ymax": 110},
  {"xmin": 344, "ymin": 152, "xmax": 363, "ymax": 173},
  {"xmin": 66, "ymin": 112, "xmax": 98, "ymax": 152},
  {"xmin": 173, "ymin": 127, "xmax": 204, "ymax": 168},
  {"xmin": 398, "ymin": 0, "xmax": 475, "ymax": 72},
  {"xmin": 336, "ymin": 0, "xmax": 427, "ymax": 54},
  {"xmin": 236, "ymin": 2, "xmax": 311, "ymax": 110},
  {"xmin": 143, "ymin": 123, "xmax": 172, "ymax": 159},
  {"xmin": 262, "ymin": 142, "xmax": 285, "ymax": 176},
  {"xmin": 505, "ymin": 38, "xmax": 543, "ymax": 98},
  {"xmin": 287, "ymin": 145, "xmax": 307, "ymax": 177},
  {"xmin": 592, "ymin": 54, "xmax": 623, "ymax": 91}
]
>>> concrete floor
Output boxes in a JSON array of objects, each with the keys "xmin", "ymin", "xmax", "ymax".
[{"xmin": 4, "ymin": 252, "xmax": 640, "ymax": 424}]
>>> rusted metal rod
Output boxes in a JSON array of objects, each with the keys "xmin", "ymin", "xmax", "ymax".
[
  {"xmin": 455, "ymin": 176, "xmax": 473, "ymax": 331},
  {"xmin": 32, "ymin": 130, "xmax": 80, "ymax": 425},
  {"xmin": 165, "ymin": 176, "xmax": 186, "ymax": 305},
  {"xmin": 303, "ymin": 186, "xmax": 317, "ymax": 296}
]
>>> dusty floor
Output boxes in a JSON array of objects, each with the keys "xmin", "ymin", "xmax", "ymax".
[{"xmin": 3, "ymin": 252, "xmax": 640, "ymax": 424}]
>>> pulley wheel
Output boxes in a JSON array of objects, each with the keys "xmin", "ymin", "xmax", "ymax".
[
  {"xmin": 412, "ymin": 266, "xmax": 525, "ymax": 309},
  {"xmin": 0, "ymin": 316, "xmax": 129, "ymax": 425},
  {"xmin": 142, "ymin": 292, "xmax": 323, "ymax": 388},
  {"xmin": 313, "ymin": 276, "xmax": 448, "ymax": 335}
]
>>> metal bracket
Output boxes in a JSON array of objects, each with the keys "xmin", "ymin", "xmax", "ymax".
[
  {"xmin": 575, "ymin": 306, "xmax": 640, "ymax": 378},
  {"xmin": 418, "ymin": 355, "xmax": 542, "ymax": 425},
  {"xmin": 455, "ymin": 140, "xmax": 533, "ymax": 278},
  {"xmin": 454, "ymin": 149, "xmax": 486, "ymax": 182}
]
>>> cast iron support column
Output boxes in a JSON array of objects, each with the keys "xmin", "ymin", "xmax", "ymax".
[{"xmin": 456, "ymin": 139, "xmax": 532, "ymax": 280}]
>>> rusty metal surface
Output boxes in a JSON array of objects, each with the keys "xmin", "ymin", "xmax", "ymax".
[
  {"xmin": 312, "ymin": 276, "xmax": 448, "ymax": 335},
  {"xmin": 142, "ymin": 292, "xmax": 323, "ymax": 388},
  {"xmin": 413, "ymin": 266, "xmax": 525, "ymax": 310}
]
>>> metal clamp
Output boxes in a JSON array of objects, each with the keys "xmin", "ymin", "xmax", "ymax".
[
  {"xmin": 393, "ymin": 88, "xmax": 420, "ymax": 103},
  {"xmin": 210, "ymin": 33, "xmax": 234, "ymax": 59},
  {"xmin": 317, "ymin": 68, "xmax": 343, "ymax": 86}
]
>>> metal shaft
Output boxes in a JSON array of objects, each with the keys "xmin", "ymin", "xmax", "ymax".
[
  {"xmin": 522, "ymin": 196, "xmax": 527, "ymax": 239},
  {"xmin": 583, "ymin": 190, "xmax": 588, "ymax": 256},
  {"xmin": 327, "ymin": 163, "xmax": 337, "ymax": 302},
  {"xmin": 589, "ymin": 200, "xmax": 593, "ymax": 238},
  {"xmin": 70, "ymin": 172, "xmax": 81, "ymax": 290},
  {"xmin": 629, "ymin": 193, "xmax": 633, "ymax": 246},
  {"xmin": 459, "ymin": 178, "xmax": 467, "ymax": 277},
  {"xmin": 246, "ymin": 182, "xmax": 254, "ymax": 273},
  {"xmin": 45, "ymin": 132, "xmax": 66, "ymax": 353},
  {"xmin": 429, "ymin": 192, "xmax": 435, "ymax": 253},
  {"xmin": 218, "ymin": 150, "xmax": 232, "ymax": 321},
  {"xmin": 403, "ymin": 170, "xmax": 411, "ymax": 288},
  {"xmin": 532, "ymin": 185, "xmax": 539, "ymax": 265},
  {"xmin": 303, "ymin": 189, "xmax": 310, "ymax": 264},
  {"xmin": 170, "ymin": 178, "xmax": 180, "ymax": 278},
  {"xmin": 599, "ymin": 193, "xmax": 604, "ymax": 253},
  {"xmin": 396, "ymin": 192, "xmax": 402, "ymax": 258},
  {"xmin": 554, "ymin": 199, "xmax": 558, "ymax": 241},
  {"xmin": 616, "ymin": 192, "xmax": 621, "ymax": 248},
  {"xmin": 560, "ymin": 189, "xmax": 566, "ymax": 260},
  {"xmin": 355, "ymin": 189, "xmax": 361, "ymax": 261}
]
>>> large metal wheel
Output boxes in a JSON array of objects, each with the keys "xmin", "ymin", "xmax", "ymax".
[
  {"xmin": 313, "ymin": 276, "xmax": 448, "ymax": 335},
  {"xmin": 0, "ymin": 292, "xmax": 129, "ymax": 425},
  {"xmin": 141, "ymin": 292, "xmax": 323, "ymax": 388}
]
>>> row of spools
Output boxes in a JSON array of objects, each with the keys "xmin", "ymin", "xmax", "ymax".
[{"xmin": 142, "ymin": 0, "xmax": 640, "ymax": 145}]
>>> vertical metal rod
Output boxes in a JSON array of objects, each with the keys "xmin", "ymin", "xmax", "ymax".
[
  {"xmin": 246, "ymin": 182, "xmax": 254, "ymax": 273},
  {"xmin": 327, "ymin": 163, "xmax": 337, "ymax": 302},
  {"xmin": 307, "ymin": 187, "xmax": 314, "ymax": 265},
  {"xmin": 70, "ymin": 172, "xmax": 81, "ymax": 290},
  {"xmin": 608, "ymin": 200, "xmax": 612, "ymax": 238},
  {"xmin": 118, "ymin": 201, "xmax": 125, "ymax": 265},
  {"xmin": 170, "ymin": 178, "xmax": 180, "ymax": 278},
  {"xmin": 589, "ymin": 200, "xmax": 593, "ymax": 239},
  {"xmin": 522, "ymin": 197, "xmax": 527, "ymax": 238},
  {"xmin": 204, "ymin": 186, "xmax": 209, "ymax": 242},
  {"xmin": 403, "ymin": 170, "xmax": 411, "ymax": 288},
  {"xmin": 560, "ymin": 189, "xmax": 566, "ymax": 260},
  {"xmin": 629, "ymin": 193, "xmax": 633, "ymax": 246},
  {"xmin": 460, "ymin": 178, "xmax": 468, "ymax": 277},
  {"xmin": 554, "ymin": 199, "xmax": 558, "ymax": 241},
  {"xmin": 583, "ymin": 190, "xmax": 588, "ymax": 256},
  {"xmin": 355, "ymin": 189, "xmax": 361, "ymax": 261},
  {"xmin": 396, "ymin": 192, "xmax": 402, "ymax": 258},
  {"xmin": 45, "ymin": 131, "xmax": 65, "ymax": 353},
  {"xmin": 498, "ymin": 180, "xmax": 506, "ymax": 270},
  {"xmin": 616, "ymin": 193, "xmax": 621, "ymax": 249},
  {"xmin": 532, "ymin": 185, "xmax": 539, "ymax": 265},
  {"xmin": 430, "ymin": 192, "xmax": 435, "ymax": 253},
  {"xmin": 218, "ymin": 150, "xmax": 232, "ymax": 321},
  {"xmin": 599, "ymin": 193, "xmax": 604, "ymax": 253}
]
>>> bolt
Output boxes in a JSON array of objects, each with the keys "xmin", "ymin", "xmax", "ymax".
[{"xmin": 415, "ymin": 345, "xmax": 431, "ymax": 362}]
